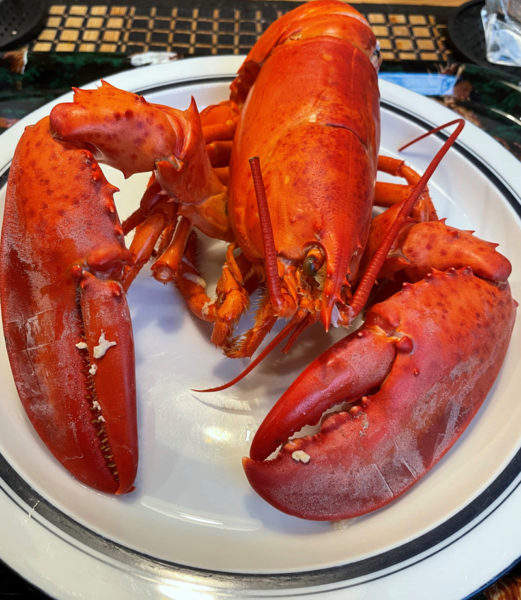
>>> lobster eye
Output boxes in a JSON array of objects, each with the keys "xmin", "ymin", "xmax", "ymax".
[
  {"xmin": 370, "ymin": 43, "xmax": 382, "ymax": 70},
  {"xmin": 303, "ymin": 245, "xmax": 326, "ymax": 279}
]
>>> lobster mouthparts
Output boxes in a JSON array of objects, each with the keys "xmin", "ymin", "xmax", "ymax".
[{"xmin": 244, "ymin": 268, "xmax": 516, "ymax": 520}]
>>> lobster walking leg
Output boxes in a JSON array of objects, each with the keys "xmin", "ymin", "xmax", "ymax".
[{"xmin": 375, "ymin": 155, "xmax": 437, "ymax": 221}]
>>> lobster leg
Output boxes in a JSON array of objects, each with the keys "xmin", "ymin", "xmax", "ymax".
[
  {"xmin": 375, "ymin": 155, "xmax": 437, "ymax": 221},
  {"xmin": 172, "ymin": 238, "xmax": 269, "ymax": 354},
  {"xmin": 122, "ymin": 178, "xmax": 178, "ymax": 290},
  {"xmin": 0, "ymin": 118, "xmax": 137, "ymax": 493},
  {"xmin": 200, "ymin": 100, "xmax": 240, "ymax": 186},
  {"xmin": 244, "ymin": 268, "xmax": 516, "ymax": 520}
]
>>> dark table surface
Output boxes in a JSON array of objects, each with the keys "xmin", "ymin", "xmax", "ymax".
[{"xmin": 1, "ymin": 1, "xmax": 521, "ymax": 599}]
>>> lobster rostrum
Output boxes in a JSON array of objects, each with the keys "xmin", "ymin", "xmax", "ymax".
[{"xmin": 0, "ymin": 0, "xmax": 516, "ymax": 520}]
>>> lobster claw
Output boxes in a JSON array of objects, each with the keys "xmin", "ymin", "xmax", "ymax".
[
  {"xmin": 244, "ymin": 268, "xmax": 516, "ymax": 520},
  {"xmin": 0, "ymin": 117, "xmax": 137, "ymax": 494},
  {"xmin": 50, "ymin": 81, "xmax": 232, "ymax": 242},
  {"xmin": 2, "ymin": 82, "xmax": 238, "ymax": 494}
]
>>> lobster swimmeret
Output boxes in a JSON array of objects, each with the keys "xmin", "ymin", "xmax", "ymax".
[{"xmin": 0, "ymin": 0, "xmax": 516, "ymax": 519}]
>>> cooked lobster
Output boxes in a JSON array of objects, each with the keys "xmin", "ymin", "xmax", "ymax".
[
  {"xmin": 0, "ymin": 0, "xmax": 516, "ymax": 522},
  {"xmin": 0, "ymin": 85, "xmax": 231, "ymax": 494}
]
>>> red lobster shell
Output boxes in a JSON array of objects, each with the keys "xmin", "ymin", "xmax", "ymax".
[{"xmin": 0, "ymin": 1, "xmax": 516, "ymax": 524}]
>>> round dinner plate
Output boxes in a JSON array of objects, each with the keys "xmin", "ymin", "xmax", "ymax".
[{"xmin": 0, "ymin": 55, "xmax": 520, "ymax": 600}]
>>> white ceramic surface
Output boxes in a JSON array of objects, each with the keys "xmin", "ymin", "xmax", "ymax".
[{"xmin": 0, "ymin": 56, "xmax": 520, "ymax": 599}]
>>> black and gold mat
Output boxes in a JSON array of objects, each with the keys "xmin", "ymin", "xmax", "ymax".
[{"xmin": 31, "ymin": 1, "xmax": 457, "ymax": 62}]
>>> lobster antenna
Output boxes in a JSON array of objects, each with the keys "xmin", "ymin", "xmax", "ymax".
[
  {"xmin": 249, "ymin": 156, "xmax": 284, "ymax": 313},
  {"xmin": 192, "ymin": 313, "xmax": 305, "ymax": 393},
  {"xmin": 350, "ymin": 118, "xmax": 465, "ymax": 318},
  {"xmin": 398, "ymin": 118, "xmax": 464, "ymax": 152},
  {"xmin": 193, "ymin": 157, "xmax": 297, "ymax": 394}
]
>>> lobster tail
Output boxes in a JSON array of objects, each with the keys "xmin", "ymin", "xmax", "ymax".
[{"xmin": 230, "ymin": 0, "xmax": 380, "ymax": 104}]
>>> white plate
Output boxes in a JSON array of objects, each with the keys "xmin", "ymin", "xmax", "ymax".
[{"xmin": 1, "ymin": 56, "xmax": 521, "ymax": 600}]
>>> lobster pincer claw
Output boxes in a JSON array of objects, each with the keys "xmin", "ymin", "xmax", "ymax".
[
  {"xmin": 75, "ymin": 271, "xmax": 137, "ymax": 493},
  {"xmin": 244, "ymin": 268, "xmax": 516, "ymax": 520},
  {"xmin": 0, "ymin": 117, "xmax": 137, "ymax": 494}
]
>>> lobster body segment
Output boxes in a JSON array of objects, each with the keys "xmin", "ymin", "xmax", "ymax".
[
  {"xmin": 229, "ymin": 9, "xmax": 380, "ymax": 328},
  {"xmin": 230, "ymin": 36, "xmax": 380, "ymax": 261}
]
